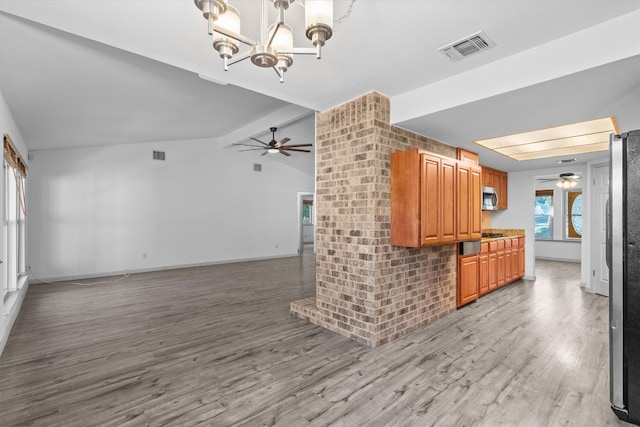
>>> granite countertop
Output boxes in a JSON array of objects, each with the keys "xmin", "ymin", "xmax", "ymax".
[{"xmin": 480, "ymin": 228, "xmax": 525, "ymax": 242}]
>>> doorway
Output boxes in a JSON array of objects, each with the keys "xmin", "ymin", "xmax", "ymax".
[{"xmin": 297, "ymin": 192, "xmax": 314, "ymax": 253}]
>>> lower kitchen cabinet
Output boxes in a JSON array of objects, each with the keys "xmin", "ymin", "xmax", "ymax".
[
  {"xmin": 504, "ymin": 238, "xmax": 512, "ymax": 284},
  {"xmin": 511, "ymin": 238, "xmax": 521, "ymax": 280},
  {"xmin": 518, "ymin": 237, "xmax": 525, "ymax": 277},
  {"xmin": 478, "ymin": 243, "xmax": 489, "ymax": 296},
  {"xmin": 497, "ymin": 239, "xmax": 505, "ymax": 287},
  {"xmin": 488, "ymin": 252, "xmax": 497, "ymax": 291},
  {"xmin": 458, "ymin": 236, "xmax": 526, "ymax": 307},
  {"xmin": 458, "ymin": 253, "xmax": 479, "ymax": 307}
]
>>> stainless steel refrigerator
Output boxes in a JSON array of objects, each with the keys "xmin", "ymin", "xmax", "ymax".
[{"xmin": 609, "ymin": 129, "xmax": 640, "ymax": 425}]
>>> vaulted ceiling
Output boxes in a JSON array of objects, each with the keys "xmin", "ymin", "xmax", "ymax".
[{"xmin": 1, "ymin": 0, "xmax": 639, "ymax": 172}]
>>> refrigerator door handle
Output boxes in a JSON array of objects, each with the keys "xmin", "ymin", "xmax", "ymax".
[
  {"xmin": 606, "ymin": 198, "xmax": 611, "ymax": 269},
  {"xmin": 609, "ymin": 132, "xmax": 625, "ymax": 411}
]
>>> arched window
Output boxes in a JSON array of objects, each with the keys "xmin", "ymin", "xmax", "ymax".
[{"xmin": 567, "ymin": 191, "xmax": 582, "ymax": 239}]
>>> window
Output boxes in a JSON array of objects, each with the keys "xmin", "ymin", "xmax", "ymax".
[
  {"xmin": 3, "ymin": 134, "xmax": 27, "ymax": 299},
  {"xmin": 535, "ymin": 190, "xmax": 553, "ymax": 239},
  {"xmin": 566, "ymin": 190, "xmax": 582, "ymax": 239}
]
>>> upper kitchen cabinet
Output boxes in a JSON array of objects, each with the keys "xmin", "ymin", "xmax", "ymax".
[
  {"xmin": 456, "ymin": 148, "xmax": 479, "ymax": 165},
  {"xmin": 457, "ymin": 161, "xmax": 483, "ymax": 241},
  {"xmin": 481, "ymin": 165, "xmax": 509, "ymax": 210},
  {"xmin": 390, "ymin": 149, "xmax": 481, "ymax": 247}
]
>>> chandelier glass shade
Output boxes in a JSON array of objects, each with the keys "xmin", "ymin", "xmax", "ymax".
[{"xmin": 194, "ymin": 0, "xmax": 333, "ymax": 82}]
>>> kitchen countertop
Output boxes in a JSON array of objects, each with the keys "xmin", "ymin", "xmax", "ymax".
[{"xmin": 480, "ymin": 228, "xmax": 525, "ymax": 243}]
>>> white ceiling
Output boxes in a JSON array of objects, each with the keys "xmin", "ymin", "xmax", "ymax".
[{"xmin": 1, "ymin": 0, "xmax": 639, "ymax": 173}]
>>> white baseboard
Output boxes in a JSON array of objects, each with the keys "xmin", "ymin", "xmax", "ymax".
[
  {"xmin": 535, "ymin": 256, "xmax": 581, "ymax": 263},
  {"xmin": 29, "ymin": 253, "xmax": 301, "ymax": 284}
]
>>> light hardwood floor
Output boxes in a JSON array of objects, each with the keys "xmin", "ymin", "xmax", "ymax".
[{"xmin": 0, "ymin": 255, "xmax": 632, "ymax": 426}]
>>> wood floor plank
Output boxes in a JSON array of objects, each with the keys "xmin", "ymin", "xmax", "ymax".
[{"xmin": 0, "ymin": 255, "xmax": 634, "ymax": 426}]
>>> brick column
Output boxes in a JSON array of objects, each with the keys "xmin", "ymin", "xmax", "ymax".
[{"xmin": 291, "ymin": 91, "xmax": 458, "ymax": 347}]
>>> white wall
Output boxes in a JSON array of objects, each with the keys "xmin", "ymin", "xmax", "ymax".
[
  {"xmin": 27, "ymin": 138, "xmax": 314, "ymax": 281},
  {"xmin": 492, "ymin": 163, "xmax": 599, "ymax": 284},
  {"xmin": 0, "ymin": 89, "xmax": 30, "ymax": 354}
]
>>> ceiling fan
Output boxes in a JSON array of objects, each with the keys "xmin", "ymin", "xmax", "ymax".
[
  {"xmin": 538, "ymin": 172, "xmax": 582, "ymax": 188},
  {"xmin": 234, "ymin": 127, "xmax": 312, "ymax": 156}
]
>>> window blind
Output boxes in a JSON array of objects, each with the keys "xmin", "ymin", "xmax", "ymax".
[{"xmin": 3, "ymin": 133, "xmax": 27, "ymax": 215}]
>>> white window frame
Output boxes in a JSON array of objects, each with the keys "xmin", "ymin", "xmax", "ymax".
[{"xmin": 3, "ymin": 159, "xmax": 27, "ymax": 300}]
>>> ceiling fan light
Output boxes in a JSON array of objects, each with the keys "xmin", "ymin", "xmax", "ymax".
[
  {"xmin": 556, "ymin": 180, "xmax": 578, "ymax": 188},
  {"xmin": 268, "ymin": 148, "xmax": 280, "ymax": 154}
]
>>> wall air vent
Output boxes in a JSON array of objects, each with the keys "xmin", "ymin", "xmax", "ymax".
[
  {"xmin": 438, "ymin": 31, "xmax": 496, "ymax": 62},
  {"xmin": 152, "ymin": 150, "xmax": 166, "ymax": 161}
]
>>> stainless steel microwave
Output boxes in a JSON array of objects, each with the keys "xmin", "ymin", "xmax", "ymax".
[{"xmin": 482, "ymin": 186, "xmax": 499, "ymax": 210}]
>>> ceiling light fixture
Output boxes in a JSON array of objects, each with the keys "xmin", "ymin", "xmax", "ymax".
[
  {"xmin": 194, "ymin": 0, "xmax": 333, "ymax": 83},
  {"xmin": 556, "ymin": 179, "xmax": 578, "ymax": 189},
  {"xmin": 474, "ymin": 117, "xmax": 618, "ymax": 161}
]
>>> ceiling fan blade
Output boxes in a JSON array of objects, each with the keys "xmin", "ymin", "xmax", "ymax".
[
  {"xmin": 282, "ymin": 148, "xmax": 311, "ymax": 153},
  {"xmin": 233, "ymin": 143, "xmax": 263, "ymax": 147},
  {"xmin": 278, "ymin": 137, "xmax": 291, "ymax": 146},
  {"xmin": 261, "ymin": 150, "xmax": 268, "ymax": 156},
  {"xmin": 279, "ymin": 150, "xmax": 291, "ymax": 156},
  {"xmin": 281, "ymin": 144, "xmax": 312, "ymax": 148},
  {"xmin": 239, "ymin": 148, "xmax": 267, "ymax": 152},
  {"xmin": 250, "ymin": 137, "xmax": 270, "ymax": 146}
]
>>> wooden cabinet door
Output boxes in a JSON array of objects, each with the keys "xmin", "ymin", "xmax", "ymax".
[
  {"xmin": 420, "ymin": 154, "xmax": 441, "ymax": 245},
  {"xmin": 518, "ymin": 246, "xmax": 525, "ymax": 278},
  {"xmin": 488, "ymin": 252, "xmax": 497, "ymax": 291},
  {"xmin": 470, "ymin": 165, "xmax": 482, "ymax": 239},
  {"xmin": 498, "ymin": 171, "xmax": 508, "ymax": 210},
  {"xmin": 441, "ymin": 157, "xmax": 457, "ymax": 243},
  {"xmin": 479, "ymin": 253, "xmax": 489, "ymax": 296},
  {"xmin": 483, "ymin": 168, "xmax": 493, "ymax": 188},
  {"xmin": 504, "ymin": 248, "xmax": 512, "ymax": 283},
  {"xmin": 458, "ymin": 254, "xmax": 479, "ymax": 307},
  {"xmin": 456, "ymin": 148, "xmax": 479, "ymax": 165},
  {"xmin": 391, "ymin": 150, "xmax": 420, "ymax": 247},
  {"xmin": 512, "ymin": 247, "xmax": 520, "ymax": 280},
  {"xmin": 456, "ymin": 163, "xmax": 471, "ymax": 241},
  {"xmin": 497, "ymin": 250, "xmax": 505, "ymax": 287}
]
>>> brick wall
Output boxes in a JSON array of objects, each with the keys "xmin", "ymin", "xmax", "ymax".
[{"xmin": 291, "ymin": 91, "xmax": 458, "ymax": 347}]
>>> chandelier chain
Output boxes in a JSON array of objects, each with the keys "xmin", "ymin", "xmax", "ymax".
[{"xmin": 333, "ymin": 0, "xmax": 355, "ymax": 31}]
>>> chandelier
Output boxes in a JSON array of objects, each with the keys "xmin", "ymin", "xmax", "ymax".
[{"xmin": 194, "ymin": 0, "xmax": 333, "ymax": 83}]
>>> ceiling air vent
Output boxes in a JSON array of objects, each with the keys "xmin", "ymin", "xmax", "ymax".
[
  {"xmin": 253, "ymin": 163, "xmax": 262, "ymax": 172},
  {"xmin": 555, "ymin": 158, "xmax": 578, "ymax": 164},
  {"xmin": 438, "ymin": 31, "xmax": 496, "ymax": 62},
  {"xmin": 152, "ymin": 150, "xmax": 166, "ymax": 161}
]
